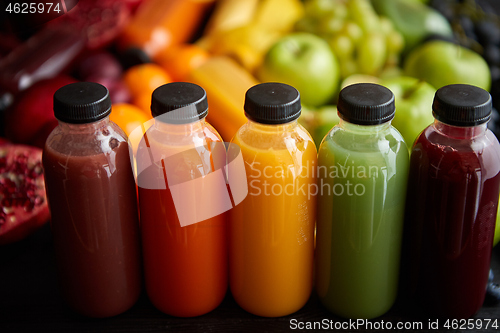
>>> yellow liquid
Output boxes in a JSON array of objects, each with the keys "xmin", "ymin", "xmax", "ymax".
[{"xmin": 229, "ymin": 121, "xmax": 317, "ymax": 317}]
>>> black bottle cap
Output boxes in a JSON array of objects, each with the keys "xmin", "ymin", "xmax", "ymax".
[
  {"xmin": 244, "ymin": 82, "xmax": 301, "ymax": 125},
  {"xmin": 432, "ymin": 84, "xmax": 492, "ymax": 126},
  {"xmin": 53, "ymin": 82, "xmax": 111, "ymax": 124},
  {"xmin": 151, "ymin": 82, "xmax": 208, "ymax": 123},
  {"xmin": 337, "ymin": 83, "xmax": 395, "ymax": 125}
]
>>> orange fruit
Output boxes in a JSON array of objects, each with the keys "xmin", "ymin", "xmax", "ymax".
[
  {"xmin": 123, "ymin": 63, "xmax": 171, "ymax": 99},
  {"xmin": 155, "ymin": 44, "xmax": 209, "ymax": 82},
  {"xmin": 110, "ymin": 103, "xmax": 151, "ymax": 137},
  {"xmin": 110, "ymin": 103, "xmax": 153, "ymax": 158},
  {"xmin": 133, "ymin": 92, "xmax": 153, "ymax": 116}
]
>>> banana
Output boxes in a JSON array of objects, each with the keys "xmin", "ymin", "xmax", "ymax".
[
  {"xmin": 201, "ymin": 0, "xmax": 304, "ymax": 73},
  {"xmin": 207, "ymin": 23, "xmax": 281, "ymax": 72},
  {"xmin": 204, "ymin": 0, "xmax": 260, "ymax": 37},
  {"xmin": 253, "ymin": 0, "xmax": 304, "ymax": 32}
]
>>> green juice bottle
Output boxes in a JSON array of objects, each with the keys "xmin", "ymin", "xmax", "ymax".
[{"xmin": 316, "ymin": 83, "xmax": 409, "ymax": 319}]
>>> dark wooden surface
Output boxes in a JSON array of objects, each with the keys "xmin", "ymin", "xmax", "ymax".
[{"xmin": 1, "ymin": 223, "xmax": 500, "ymax": 333}]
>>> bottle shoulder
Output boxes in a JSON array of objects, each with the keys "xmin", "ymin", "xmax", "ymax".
[
  {"xmin": 414, "ymin": 125, "xmax": 500, "ymax": 155},
  {"xmin": 412, "ymin": 126, "xmax": 500, "ymax": 175},
  {"xmin": 135, "ymin": 120, "xmax": 224, "ymax": 180},
  {"xmin": 320, "ymin": 124, "xmax": 407, "ymax": 157},
  {"xmin": 44, "ymin": 120, "xmax": 127, "ymax": 157},
  {"xmin": 233, "ymin": 121, "xmax": 315, "ymax": 153},
  {"xmin": 143, "ymin": 120, "xmax": 222, "ymax": 151}
]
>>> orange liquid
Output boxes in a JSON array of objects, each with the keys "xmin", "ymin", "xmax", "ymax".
[
  {"xmin": 138, "ymin": 120, "xmax": 227, "ymax": 317},
  {"xmin": 229, "ymin": 121, "xmax": 317, "ymax": 317}
]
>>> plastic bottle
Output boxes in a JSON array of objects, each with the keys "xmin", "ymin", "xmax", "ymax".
[
  {"xmin": 402, "ymin": 84, "xmax": 500, "ymax": 318},
  {"xmin": 229, "ymin": 82, "xmax": 317, "ymax": 317},
  {"xmin": 43, "ymin": 82, "xmax": 142, "ymax": 318},
  {"xmin": 137, "ymin": 82, "xmax": 227, "ymax": 317},
  {"xmin": 0, "ymin": 27, "xmax": 85, "ymax": 96},
  {"xmin": 316, "ymin": 83, "xmax": 409, "ymax": 319}
]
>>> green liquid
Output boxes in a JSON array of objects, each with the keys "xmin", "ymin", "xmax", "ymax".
[{"xmin": 316, "ymin": 122, "xmax": 409, "ymax": 319}]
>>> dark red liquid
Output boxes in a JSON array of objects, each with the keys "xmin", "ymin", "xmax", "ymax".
[
  {"xmin": 43, "ymin": 140, "xmax": 142, "ymax": 318},
  {"xmin": 403, "ymin": 123, "xmax": 500, "ymax": 318}
]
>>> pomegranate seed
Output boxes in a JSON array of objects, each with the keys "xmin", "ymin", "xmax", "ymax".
[
  {"xmin": 23, "ymin": 199, "xmax": 34, "ymax": 212},
  {"xmin": 15, "ymin": 153, "xmax": 28, "ymax": 164},
  {"xmin": 34, "ymin": 165, "xmax": 42, "ymax": 175}
]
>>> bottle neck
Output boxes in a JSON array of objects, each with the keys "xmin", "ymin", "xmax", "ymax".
[
  {"xmin": 58, "ymin": 116, "xmax": 110, "ymax": 133},
  {"xmin": 338, "ymin": 118, "xmax": 391, "ymax": 134},
  {"xmin": 247, "ymin": 119, "xmax": 298, "ymax": 133},
  {"xmin": 153, "ymin": 118, "xmax": 206, "ymax": 135},
  {"xmin": 433, "ymin": 119, "xmax": 487, "ymax": 139}
]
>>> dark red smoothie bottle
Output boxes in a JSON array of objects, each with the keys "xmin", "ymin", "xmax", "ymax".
[
  {"xmin": 402, "ymin": 84, "xmax": 500, "ymax": 318},
  {"xmin": 42, "ymin": 82, "xmax": 142, "ymax": 318}
]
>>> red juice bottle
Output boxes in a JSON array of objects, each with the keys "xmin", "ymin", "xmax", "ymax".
[
  {"xmin": 402, "ymin": 84, "xmax": 500, "ymax": 318},
  {"xmin": 137, "ymin": 82, "xmax": 227, "ymax": 317},
  {"xmin": 43, "ymin": 82, "xmax": 142, "ymax": 318}
]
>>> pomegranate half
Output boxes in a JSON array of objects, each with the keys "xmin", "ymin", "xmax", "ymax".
[{"xmin": 0, "ymin": 143, "xmax": 50, "ymax": 245}]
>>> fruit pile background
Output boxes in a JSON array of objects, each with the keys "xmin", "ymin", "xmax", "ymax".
[
  {"xmin": 1, "ymin": 0, "xmax": 500, "ymax": 243},
  {"xmin": 0, "ymin": 0, "xmax": 498, "ymax": 146},
  {"xmin": 430, "ymin": 0, "xmax": 500, "ymax": 137}
]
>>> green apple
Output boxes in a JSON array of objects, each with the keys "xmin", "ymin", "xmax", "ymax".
[
  {"xmin": 313, "ymin": 105, "xmax": 340, "ymax": 146},
  {"xmin": 380, "ymin": 76, "xmax": 436, "ymax": 149},
  {"xmin": 257, "ymin": 32, "xmax": 340, "ymax": 107},
  {"xmin": 299, "ymin": 104, "xmax": 340, "ymax": 147},
  {"xmin": 403, "ymin": 40, "xmax": 491, "ymax": 91},
  {"xmin": 372, "ymin": 0, "xmax": 452, "ymax": 52},
  {"xmin": 340, "ymin": 74, "xmax": 380, "ymax": 89}
]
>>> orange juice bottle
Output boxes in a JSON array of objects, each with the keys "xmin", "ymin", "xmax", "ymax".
[
  {"xmin": 137, "ymin": 82, "xmax": 227, "ymax": 317},
  {"xmin": 229, "ymin": 82, "xmax": 317, "ymax": 317}
]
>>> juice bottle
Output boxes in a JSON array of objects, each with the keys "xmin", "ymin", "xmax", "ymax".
[
  {"xmin": 229, "ymin": 82, "xmax": 317, "ymax": 317},
  {"xmin": 137, "ymin": 82, "xmax": 227, "ymax": 317},
  {"xmin": 402, "ymin": 84, "xmax": 500, "ymax": 318},
  {"xmin": 316, "ymin": 83, "xmax": 409, "ymax": 319},
  {"xmin": 0, "ymin": 27, "xmax": 85, "ymax": 95},
  {"xmin": 43, "ymin": 82, "xmax": 142, "ymax": 318}
]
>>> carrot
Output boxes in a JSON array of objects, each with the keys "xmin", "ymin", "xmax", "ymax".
[{"xmin": 118, "ymin": 0, "xmax": 215, "ymax": 58}]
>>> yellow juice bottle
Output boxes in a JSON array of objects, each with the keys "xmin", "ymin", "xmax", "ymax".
[{"xmin": 229, "ymin": 82, "xmax": 317, "ymax": 317}]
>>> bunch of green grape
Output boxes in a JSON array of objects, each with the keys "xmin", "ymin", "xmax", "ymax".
[{"xmin": 295, "ymin": 0, "xmax": 405, "ymax": 78}]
